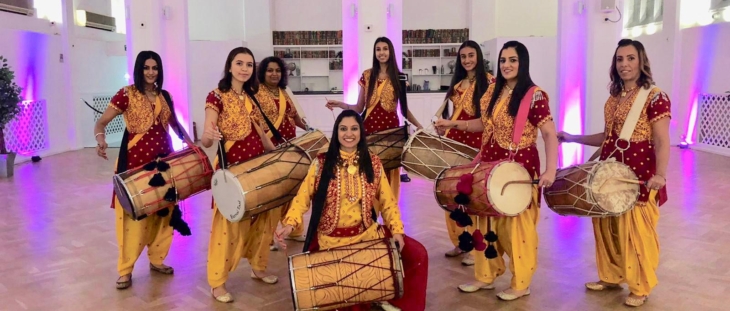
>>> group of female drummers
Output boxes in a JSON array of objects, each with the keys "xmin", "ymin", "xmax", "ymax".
[{"xmin": 94, "ymin": 35, "xmax": 669, "ymax": 309}]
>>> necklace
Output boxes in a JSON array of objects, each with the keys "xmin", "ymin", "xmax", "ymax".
[
  {"xmin": 467, "ymin": 75, "xmax": 476, "ymax": 83},
  {"xmin": 231, "ymin": 87, "xmax": 245, "ymax": 100},
  {"xmin": 505, "ymin": 84, "xmax": 514, "ymax": 95},
  {"xmin": 338, "ymin": 152, "xmax": 360, "ymax": 202},
  {"xmin": 266, "ymin": 85, "xmax": 280, "ymax": 97},
  {"xmin": 621, "ymin": 85, "xmax": 638, "ymax": 97}
]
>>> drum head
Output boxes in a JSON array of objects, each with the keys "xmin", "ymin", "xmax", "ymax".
[
  {"xmin": 486, "ymin": 162, "xmax": 532, "ymax": 216},
  {"xmin": 590, "ymin": 161, "xmax": 640, "ymax": 214},
  {"xmin": 112, "ymin": 174, "xmax": 137, "ymax": 219},
  {"xmin": 211, "ymin": 169, "xmax": 246, "ymax": 222}
]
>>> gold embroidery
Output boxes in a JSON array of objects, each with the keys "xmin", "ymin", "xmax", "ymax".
[
  {"xmin": 361, "ymin": 69, "xmax": 397, "ymax": 112},
  {"xmin": 479, "ymin": 84, "xmax": 549, "ymax": 149},
  {"xmin": 209, "ymin": 89, "xmax": 253, "ymax": 141},
  {"xmin": 118, "ymin": 86, "xmax": 171, "ymax": 134},
  {"xmin": 315, "ymin": 153, "xmax": 383, "ymax": 235},
  {"xmin": 252, "ymin": 89, "xmax": 280, "ymax": 127},
  {"xmin": 604, "ymin": 87, "xmax": 669, "ymax": 142}
]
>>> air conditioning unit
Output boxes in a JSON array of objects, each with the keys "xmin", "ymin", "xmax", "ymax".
[
  {"xmin": 0, "ymin": 0, "xmax": 34, "ymax": 16},
  {"xmin": 76, "ymin": 10, "xmax": 116, "ymax": 32}
]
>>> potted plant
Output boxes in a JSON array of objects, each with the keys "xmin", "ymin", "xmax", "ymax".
[{"xmin": 0, "ymin": 55, "xmax": 23, "ymax": 178}]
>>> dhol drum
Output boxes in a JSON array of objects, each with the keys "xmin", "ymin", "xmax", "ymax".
[
  {"xmin": 288, "ymin": 238, "xmax": 404, "ymax": 311},
  {"xmin": 211, "ymin": 130, "xmax": 329, "ymax": 222},
  {"xmin": 543, "ymin": 159, "xmax": 641, "ymax": 217},
  {"xmin": 113, "ymin": 146, "xmax": 213, "ymax": 220},
  {"xmin": 366, "ymin": 125, "xmax": 409, "ymax": 171},
  {"xmin": 434, "ymin": 161, "xmax": 534, "ymax": 217},
  {"xmin": 402, "ymin": 129, "xmax": 479, "ymax": 180}
]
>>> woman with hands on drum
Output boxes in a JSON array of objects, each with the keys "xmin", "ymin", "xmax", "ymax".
[
  {"xmin": 94, "ymin": 51, "xmax": 192, "ymax": 290},
  {"xmin": 325, "ymin": 37, "xmax": 423, "ymax": 202},
  {"xmin": 557, "ymin": 39, "xmax": 670, "ymax": 307},
  {"xmin": 201, "ymin": 47, "xmax": 278, "ymax": 303},
  {"xmin": 276, "ymin": 110, "xmax": 428, "ymax": 311},
  {"xmin": 435, "ymin": 41, "xmax": 558, "ymax": 301},
  {"xmin": 439, "ymin": 40, "xmax": 496, "ymax": 266}
]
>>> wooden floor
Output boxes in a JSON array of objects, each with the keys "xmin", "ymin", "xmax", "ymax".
[{"xmin": 0, "ymin": 146, "xmax": 728, "ymax": 311}]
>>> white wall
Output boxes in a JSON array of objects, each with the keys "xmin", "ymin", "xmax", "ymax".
[
  {"xmin": 403, "ymin": 0, "xmax": 468, "ymax": 29},
  {"xmin": 272, "ymin": 0, "xmax": 342, "ymax": 30},
  {"xmin": 76, "ymin": 0, "xmax": 112, "ymax": 16},
  {"xmin": 188, "ymin": 0, "xmax": 245, "ymax": 41},
  {"xmin": 496, "ymin": 0, "xmax": 558, "ymax": 37}
]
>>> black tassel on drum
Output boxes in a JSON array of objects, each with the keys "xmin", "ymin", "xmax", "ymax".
[
  {"xmin": 156, "ymin": 208, "xmax": 170, "ymax": 217},
  {"xmin": 149, "ymin": 173, "xmax": 166, "ymax": 187},
  {"xmin": 483, "ymin": 217, "xmax": 498, "ymax": 259},
  {"xmin": 458, "ymin": 231, "xmax": 474, "ymax": 252},
  {"xmin": 169, "ymin": 205, "xmax": 191, "ymax": 236},
  {"xmin": 164, "ymin": 187, "xmax": 177, "ymax": 202},
  {"xmin": 156, "ymin": 160, "xmax": 171, "ymax": 172},
  {"xmin": 143, "ymin": 161, "xmax": 157, "ymax": 171}
]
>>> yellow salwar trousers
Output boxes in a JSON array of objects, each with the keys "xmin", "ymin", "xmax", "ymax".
[
  {"xmin": 115, "ymin": 198, "xmax": 174, "ymax": 276},
  {"xmin": 386, "ymin": 168, "xmax": 401, "ymax": 201},
  {"xmin": 592, "ymin": 189, "xmax": 660, "ymax": 296},
  {"xmin": 445, "ymin": 212, "xmax": 479, "ymax": 247},
  {"xmin": 472, "ymin": 187, "xmax": 540, "ymax": 290},
  {"xmin": 207, "ymin": 204, "xmax": 277, "ymax": 288}
]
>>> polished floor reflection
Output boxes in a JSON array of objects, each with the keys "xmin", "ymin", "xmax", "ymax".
[{"xmin": 0, "ymin": 147, "xmax": 726, "ymax": 310}]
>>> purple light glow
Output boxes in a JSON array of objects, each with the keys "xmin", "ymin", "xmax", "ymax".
[
  {"xmin": 684, "ymin": 25, "xmax": 718, "ymax": 144},
  {"xmin": 342, "ymin": 0, "xmax": 360, "ymax": 105},
  {"xmin": 556, "ymin": 3, "xmax": 587, "ymax": 168}
]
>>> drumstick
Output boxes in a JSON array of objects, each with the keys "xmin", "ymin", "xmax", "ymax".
[
  {"xmin": 597, "ymin": 177, "xmax": 647, "ymax": 193},
  {"xmin": 500, "ymin": 180, "xmax": 539, "ymax": 195}
]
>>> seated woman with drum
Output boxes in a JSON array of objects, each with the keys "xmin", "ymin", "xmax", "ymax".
[
  {"xmin": 94, "ymin": 50, "xmax": 194, "ymax": 290},
  {"xmin": 276, "ymin": 110, "xmax": 428, "ymax": 311},
  {"xmin": 557, "ymin": 39, "xmax": 670, "ymax": 307},
  {"xmin": 202, "ymin": 47, "xmax": 278, "ymax": 303},
  {"xmin": 438, "ymin": 40, "xmax": 495, "ymax": 266},
  {"xmin": 435, "ymin": 41, "xmax": 558, "ymax": 301}
]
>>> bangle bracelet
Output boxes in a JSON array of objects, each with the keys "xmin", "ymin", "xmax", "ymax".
[
  {"xmin": 465, "ymin": 121, "xmax": 469, "ymax": 131},
  {"xmin": 95, "ymin": 132, "xmax": 105, "ymax": 137}
]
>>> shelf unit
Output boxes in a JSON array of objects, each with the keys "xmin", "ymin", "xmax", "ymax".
[
  {"xmin": 273, "ymin": 45, "xmax": 343, "ymax": 93},
  {"xmin": 401, "ymin": 43, "xmax": 462, "ymax": 92}
]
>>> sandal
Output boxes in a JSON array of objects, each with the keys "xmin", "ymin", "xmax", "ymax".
[
  {"xmin": 496, "ymin": 288, "xmax": 531, "ymax": 301},
  {"xmin": 149, "ymin": 263, "xmax": 174, "ymax": 274},
  {"xmin": 211, "ymin": 287, "xmax": 233, "ymax": 303},
  {"xmin": 625, "ymin": 294, "xmax": 648, "ymax": 307},
  {"xmin": 445, "ymin": 247, "xmax": 465, "ymax": 257},
  {"xmin": 458, "ymin": 281, "xmax": 495, "ymax": 293},
  {"xmin": 116, "ymin": 274, "xmax": 132, "ymax": 290},
  {"xmin": 251, "ymin": 270, "xmax": 278, "ymax": 284},
  {"xmin": 585, "ymin": 281, "xmax": 620, "ymax": 291}
]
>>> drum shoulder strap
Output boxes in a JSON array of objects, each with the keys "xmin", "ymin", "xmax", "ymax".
[
  {"xmin": 619, "ymin": 86, "xmax": 656, "ymax": 141},
  {"xmin": 511, "ymin": 86, "xmax": 538, "ymax": 146}
]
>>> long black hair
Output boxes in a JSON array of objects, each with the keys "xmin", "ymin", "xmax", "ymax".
[
  {"xmin": 486, "ymin": 41, "xmax": 535, "ymax": 117},
  {"xmin": 443, "ymin": 40, "xmax": 489, "ymax": 119},
  {"xmin": 608, "ymin": 39, "xmax": 654, "ymax": 97},
  {"xmin": 365, "ymin": 37, "xmax": 401, "ymax": 110},
  {"xmin": 257, "ymin": 56, "xmax": 288, "ymax": 89},
  {"xmin": 217, "ymin": 47, "xmax": 259, "ymax": 95},
  {"xmin": 133, "ymin": 51, "xmax": 163, "ymax": 94},
  {"xmin": 303, "ymin": 110, "xmax": 375, "ymax": 251}
]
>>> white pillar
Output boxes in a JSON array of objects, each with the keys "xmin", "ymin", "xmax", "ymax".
[
  {"xmin": 125, "ymin": 0, "xmax": 191, "ymax": 150},
  {"xmin": 243, "ymin": 0, "xmax": 274, "ymax": 61},
  {"xmin": 60, "ymin": 0, "xmax": 81, "ymax": 149}
]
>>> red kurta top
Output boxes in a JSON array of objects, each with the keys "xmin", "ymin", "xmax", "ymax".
[
  {"xmin": 444, "ymin": 73, "xmax": 496, "ymax": 149},
  {"xmin": 598, "ymin": 87, "xmax": 671, "ymax": 207},
  {"xmin": 479, "ymin": 84, "xmax": 553, "ymax": 202},
  {"xmin": 108, "ymin": 86, "xmax": 173, "ymax": 208},
  {"xmin": 205, "ymin": 89, "xmax": 266, "ymax": 166},
  {"xmin": 359, "ymin": 69, "xmax": 400, "ymax": 135}
]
